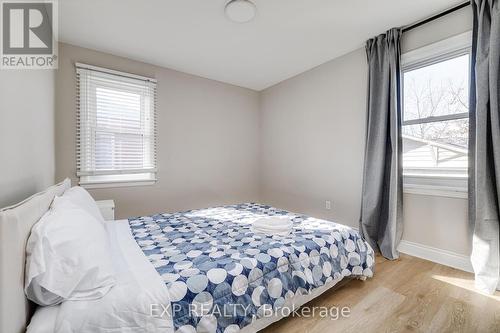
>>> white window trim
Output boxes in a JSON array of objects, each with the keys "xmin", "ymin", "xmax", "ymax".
[
  {"xmin": 401, "ymin": 31, "xmax": 472, "ymax": 197},
  {"xmin": 403, "ymin": 175, "xmax": 468, "ymax": 199},
  {"xmin": 82, "ymin": 180, "xmax": 157, "ymax": 189},
  {"xmin": 401, "ymin": 31, "xmax": 472, "ymax": 70},
  {"xmin": 403, "ymin": 184, "xmax": 467, "ymax": 199},
  {"xmin": 76, "ymin": 63, "xmax": 158, "ymax": 189}
]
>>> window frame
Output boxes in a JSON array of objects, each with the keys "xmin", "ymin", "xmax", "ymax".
[
  {"xmin": 76, "ymin": 63, "xmax": 158, "ymax": 189},
  {"xmin": 400, "ymin": 31, "xmax": 472, "ymax": 198}
]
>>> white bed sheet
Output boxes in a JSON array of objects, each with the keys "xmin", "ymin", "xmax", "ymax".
[
  {"xmin": 28, "ymin": 219, "xmax": 173, "ymax": 333},
  {"xmin": 28, "ymin": 219, "xmax": 353, "ymax": 333}
]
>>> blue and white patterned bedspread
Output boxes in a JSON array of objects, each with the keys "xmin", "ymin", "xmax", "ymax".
[{"xmin": 129, "ymin": 203, "xmax": 374, "ymax": 333}]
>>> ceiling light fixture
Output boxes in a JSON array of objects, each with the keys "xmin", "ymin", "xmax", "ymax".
[{"xmin": 225, "ymin": 0, "xmax": 257, "ymax": 23}]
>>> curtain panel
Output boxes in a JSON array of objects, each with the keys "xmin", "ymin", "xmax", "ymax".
[
  {"xmin": 469, "ymin": 0, "xmax": 500, "ymax": 294},
  {"xmin": 360, "ymin": 28, "xmax": 403, "ymax": 260}
]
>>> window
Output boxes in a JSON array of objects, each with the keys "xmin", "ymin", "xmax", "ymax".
[
  {"xmin": 76, "ymin": 63, "xmax": 157, "ymax": 188},
  {"xmin": 401, "ymin": 32, "xmax": 471, "ymax": 196}
]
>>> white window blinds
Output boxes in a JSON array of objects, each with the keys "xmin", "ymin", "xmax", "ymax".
[{"xmin": 76, "ymin": 63, "xmax": 157, "ymax": 187}]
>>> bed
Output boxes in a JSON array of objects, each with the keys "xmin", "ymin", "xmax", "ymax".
[{"xmin": 0, "ymin": 180, "xmax": 374, "ymax": 333}]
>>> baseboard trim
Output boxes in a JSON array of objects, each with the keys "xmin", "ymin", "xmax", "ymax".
[
  {"xmin": 398, "ymin": 240, "xmax": 473, "ymax": 273},
  {"xmin": 350, "ymin": 226, "xmax": 472, "ymax": 273}
]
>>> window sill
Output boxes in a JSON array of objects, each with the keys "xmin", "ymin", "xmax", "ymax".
[
  {"xmin": 80, "ymin": 180, "xmax": 156, "ymax": 189},
  {"xmin": 403, "ymin": 173, "xmax": 469, "ymax": 182},
  {"xmin": 403, "ymin": 173, "xmax": 467, "ymax": 180},
  {"xmin": 403, "ymin": 184, "xmax": 467, "ymax": 199}
]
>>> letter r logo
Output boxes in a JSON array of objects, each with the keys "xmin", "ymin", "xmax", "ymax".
[{"xmin": 2, "ymin": 2, "xmax": 53, "ymax": 54}]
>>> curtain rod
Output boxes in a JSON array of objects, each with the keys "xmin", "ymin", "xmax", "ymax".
[{"xmin": 402, "ymin": 1, "xmax": 470, "ymax": 33}]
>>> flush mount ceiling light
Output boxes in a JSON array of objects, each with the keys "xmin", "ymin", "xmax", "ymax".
[{"xmin": 225, "ymin": 0, "xmax": 257, "ymax": 23}]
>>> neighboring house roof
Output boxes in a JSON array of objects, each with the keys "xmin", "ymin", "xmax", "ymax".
[{"xmin": 403, "ymin": 134, "xmax": 467, "ymax": 170}]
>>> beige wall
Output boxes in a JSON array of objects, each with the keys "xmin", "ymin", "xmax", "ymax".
[
  {"xmin": 260, "ymin": 47, "xmax": 367, "ymax": 225},
  {"xmin": 55, "ymin": 43, "xmax": 260, "ymax": 219},
  {"xmin": 0, "ymin": 70, "xmax": 55, "ymax": 208},
  {"xmin": 260, "ymin": 7, "xmax": 473, "ymax": 256},
  {"xmin": 402, "ymin": 6, "xmax": 472, "ymax": 53}
]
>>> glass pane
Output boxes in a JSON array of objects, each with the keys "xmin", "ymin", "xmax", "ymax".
[
  {"xmin": 403, "ymin": 119, "xmax": 468, "ymax": 172},
  {"xmin": 95, "ymin": 131, "xmax": 145, "ymax": 170},
  {"xmin": 403, "ymin": 54, "xmax": 469, "ymax": 121},
  {"xmin": 96, "ymin": 87, "xmax": 142, "ymax": 131}
]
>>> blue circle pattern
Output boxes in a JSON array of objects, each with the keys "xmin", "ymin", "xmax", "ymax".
[{"xmin": 129, "ymin": 203, "xmax": 375, "ymax": 333}]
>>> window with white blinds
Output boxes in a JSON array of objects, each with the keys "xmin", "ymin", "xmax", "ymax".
[{"xmin": 76, "ymin": 63, "xmax": 157, "ymax": 187}]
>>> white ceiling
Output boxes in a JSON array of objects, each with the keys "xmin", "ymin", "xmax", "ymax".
[{"xmin": 60, "ymin": 0, "xmax": 464, "ymax": 91}]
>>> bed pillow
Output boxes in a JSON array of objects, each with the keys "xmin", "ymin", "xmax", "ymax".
[
  {"xmin": 26, "ymin": 305, "xmax": 59, "ymax": 333},
  {"xmin": 25, "ymin": 200, "xmax": 116, "ymax": 306},
  {"xmin": 57, "ymin": 186, "xmax": 105, "ymax": 224}
]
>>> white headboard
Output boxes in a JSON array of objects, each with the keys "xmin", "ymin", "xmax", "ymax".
[{"xmin": 0, "ymin": 179, "xmax": 71, "ymax": 333}]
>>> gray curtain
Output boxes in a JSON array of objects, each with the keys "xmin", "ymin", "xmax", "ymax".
[
  {"xmin": 469, "ymin": 0, "xmax": 500, "ymax": 294},
  {"xmin": 360, "ymin": 28, "xmax": 403, "ymax": 260}
]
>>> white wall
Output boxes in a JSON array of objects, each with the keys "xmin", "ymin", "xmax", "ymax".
[
  {"xmin": 260, "ymin": 7, "xmax": 473, "ymax": 256},
  {"xmin": 0, "ymin": 70, "xmax": 55, "ymax": 208},
  {"xmin": 55, "ymin": 43, "xmax": 261, "ymax": 219}
]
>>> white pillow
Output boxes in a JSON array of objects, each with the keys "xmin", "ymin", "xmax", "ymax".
[
  {"xmin": 25, "ymin": 200, "xmax": 116, "ymax": 306},
  {"xmin": 58, "ymin": 186, "xmax": 105, "ymax": 224},
  {"xmin": 26, "ymin": 305, "xmax": 59, "ymax": 333}
]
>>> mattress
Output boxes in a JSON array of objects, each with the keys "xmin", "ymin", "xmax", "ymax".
[
  {"xmin": 28, "ymin": 203, "xmax": 374, "ymax": 333},
  {"xmin": 129, "ymin": 203, "xmax": 375, "ymax": 333}
]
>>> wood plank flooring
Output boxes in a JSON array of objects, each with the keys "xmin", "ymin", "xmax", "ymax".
[{"xmin": 262, "ymin": 254, "xmax": 500, "ymax": 333}]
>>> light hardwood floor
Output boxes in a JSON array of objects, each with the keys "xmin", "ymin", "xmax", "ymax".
[{"xmin": 262, "ymin": 254, "xmax": 500, "ymax": 333}]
